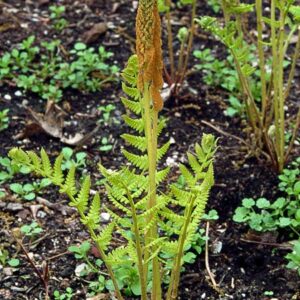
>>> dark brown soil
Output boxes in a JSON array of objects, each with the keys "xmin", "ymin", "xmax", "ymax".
[{"xmin": 0, "ymin": 1, "xmax": 299, "ymax": 300}]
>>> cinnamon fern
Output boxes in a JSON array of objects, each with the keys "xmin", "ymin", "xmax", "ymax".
[{"xmin": 8, "ymin": 0, "xmax": 216, "ymax": 298}]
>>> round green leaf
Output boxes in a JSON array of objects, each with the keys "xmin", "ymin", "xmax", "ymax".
[
  {"xmin": 242, "ymin": 198, "xmax": 255, "ymax": 208},
  {"xmin": 256, "ymin": 198, "xmax": 270, "ymax": 209},
  {"xmin": 8, "ymin": 258, "xmax": 20, "ymax": 267}
]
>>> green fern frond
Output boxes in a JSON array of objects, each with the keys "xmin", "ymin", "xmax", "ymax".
[
  {"xmin": 27, "ymin": 151, "xmax": 42, "ymax": 171},
  {"xmin": 82, "ymin": 193, "xmax": 101, "ymax": 230},
  {"xmin": 157, "ymin": 118, "xmax": 168, "ymax": 136},
  {"xmin": 161, "ymin": 241, "xmax": 179, "ymax": 255},
  {"xmin": 52, "ymin": 153, "xmax": 64, "ymax": 185},
  {"xmin": 96, "ymin": 221, "xmax": 115, "ymax": 251},
  {"xmin": 134, "ymin": 194, "xmax": 149, "ymax": 210},
  {"xmin": 40, "ymin": 148, "xmax": 52, "ymax": 177},
  {"xmin": 156, "ymin": 167, "xmax": 170, "ymax": 185},
  {"xmin": 171, "ymin": 185, "xmax": 192, "ymax": 206},
  {"xmin": 159, "ymin": 208, "xmax": 185, "ymax": 224},
  {"xmin": 60, "ymin": 165, "xmax": 77, "ymax": 197},
  {"xmin": 9, "ymin": 148, "xmax": 31, "ymax": 166},
  {"xmin": 121, "ymin": 97, "xmax": 142, "ymax": 114},
  {"xmin": 121, "ymin": 134, "xmax": 147, "ymax": 152},
  {"xmin": 107, "ymin": 193, "xmax": 131, "ymax": 215},
  {"xmin": 122, "ymin": 82, "xmax": 140, "ymax": 100},
  {"xmin": 122, "ymin": 150, "xmax": 148, "ymax": 170},
  {"xmin": 187, "ymin": 153, "xmax": 202, "ymax": 175},
  {"xmin": 157, "ymin": 141, "xmax": 170, "ymax": 161},
  {"xmin": 106, "ymin": 246, "xmax": 128, "ymax": 265},
  {"xmin": 127, "ymin": 240, "xmax": 138, "ymax": 263},
  {"xmin": 142, "ymin": 214, "xmax": 159, "ymax": 234},
  {"xmin": 105, "ymin": 207, "xmax": 131, "ymax": 228},
  {"xmin": 179, "ymin": 164, "xmax": 195, "ymax": 186},
  {"xmin": 70, "ymin": 175, "xmax": 91, "ymax": 214},
  {"xmin": 121, "ymin": 72, "xmax": 137, "ymax": 86},
  {"xmin": 123, "ymin": 115, "xmax": 144, "ymax": 133}
]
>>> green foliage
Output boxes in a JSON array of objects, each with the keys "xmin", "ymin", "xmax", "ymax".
[
  {"xmin": 207, "ymin": 0, "xmax": 221, "ymax": 13},
  {"xmin": 0, "ymin": 109, "xmax": 9, "ymax": 131},
  {"xmin": 49, "ymin": 5, "xmax": 68, "ymax": 31},
  {"xmin": 0, "ymin": 156, "xmax": 30, "ymax": 184},
  {"xmin": 61, "ymin": 148, "xmax": 87, "ymax": 171},
  {"xmin": 233, "ymin": 158, "xmax": 300, "ymax": 232},
  {"xmin": 196, "ymin": 1, "xmax": 300, "ymax": 171},
  {"xmin": 286, "ymin": 239, "xmax": 300, "ymax": 276},
  {"xmin": 8, "ymin": 55, "xmax": 216, "ymax": 299},
  {"xmin": 0, "ymin": 36, "xmax": 119, "ymax": 102},
  {"xmin": 53, "ymin": 287, "xmax": 74, "ymax": 300},
  {"xmin": 9, "ymin": 178, "xmax": 51, "ymax": 201},
  {"xmin": 21, "ymin": 221, "xmax": 43, "ymax": 237},
  {"xmin": 98, "ymin": 104, "xmax": 119, "ymax": 126}
]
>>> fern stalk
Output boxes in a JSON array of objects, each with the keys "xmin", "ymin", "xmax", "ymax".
[
  {"xmin": 125, "ymin": 186, "xmax": 147, "ymax": 300},
  {"xmin": 143, "ymin": 84, "xmax": 162, "ymax": 300},
  {"xmin": 166, "ymin": 194, "xmax": 196, "ymax": 300},
  {"xmin": 256, "ymin": 0, "xmax": 267, "ymax": 121}
]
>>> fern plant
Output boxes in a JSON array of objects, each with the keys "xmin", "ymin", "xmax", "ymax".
[
  {"xmin": 8, "ymin": 1, "xmax": 216, "ymax": 299},
  {"xmin": 198, "ymin": 0, "xmax": 300, "ymax": 172}
]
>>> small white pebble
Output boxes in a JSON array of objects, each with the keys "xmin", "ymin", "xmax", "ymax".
[
  {"xmin": 101, "ymin": 212, "xmax": 110, "ymax": 222},
  {"xmin": 15, "ymin": 90, "xmax": 22, "ymax": 97},
  {"xmin": 4, "ymin": 94, "xmax": 11, "ymax": 101}
]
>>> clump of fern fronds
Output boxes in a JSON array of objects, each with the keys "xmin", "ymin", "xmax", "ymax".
[{"xmin": 8, "ymin": 0, "xmax": 217, "ymax": 298}]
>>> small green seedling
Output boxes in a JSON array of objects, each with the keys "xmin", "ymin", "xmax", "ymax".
[
  {"xmin": 99, "ymin": 137, "xmax": 113, "ymax": 152},
  {"xmin": 53, "ymin": 287, "xmax": 74, "ymax": 300},
  {"xmin": 286, "ymin": 239, "xmax": 300, "ymax": 276},
  {"xmin": 61, "ymin": 148, "xmax": 87, "ymax": 171},
  {"xmin": 49, "ymin": 5, "xmax": 68, "ymax": 31},
  {"xmin": 0, "ymin": 109, "xmax": 9, "ymax": 131},
  {"xmin": 21, "ymin": 222, "xmax": 43, "ymax": 237}
]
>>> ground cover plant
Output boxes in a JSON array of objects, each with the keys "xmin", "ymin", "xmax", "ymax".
[{"xmin": 0, "ymin": 0, "xmax": 300, "ymax": 299}]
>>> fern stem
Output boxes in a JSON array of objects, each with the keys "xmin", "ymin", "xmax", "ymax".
[
  {"xmin": 126, "ymin": 187, "xmax": 148, "ymax": 300},
  {"xmin": 256, "ymin": 0, "xmax": 267, "ymax": 122},
  {"xmin": 166, "ymin": 194, "xmax": 196, "ymax": 300},
  {"xmin": 178, "ymin": 0, "xmax": 196, "ymax": 86},
  {"xmin": 143, "ymin": 84, "xmax": 162, "ymax": 300},
  {"xmin": 285, "ymin": 28, "xmax": 300, "ymax": 100}
]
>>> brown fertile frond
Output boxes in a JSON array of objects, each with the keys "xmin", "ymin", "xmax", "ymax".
[{"xmin": 136, "ymin": 0, "xmax": 164, "ymax": 111}]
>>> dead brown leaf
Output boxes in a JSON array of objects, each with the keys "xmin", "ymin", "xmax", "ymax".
[
  {"xmin": 17, "ymin": 101, "xmax": 99, "ymax": 146},
  {"xmin": 82, "ymin": 22, "xmax": 108, "ymax": 44}
]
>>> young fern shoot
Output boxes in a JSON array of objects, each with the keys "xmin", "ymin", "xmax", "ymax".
[{"xmin": 8, "ymin": 1, "xmax": 216, "ymax": 298}]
